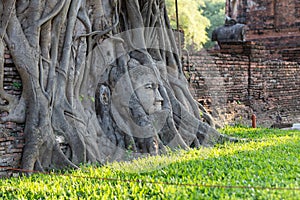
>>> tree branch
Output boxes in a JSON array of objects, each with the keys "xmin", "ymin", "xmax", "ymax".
[
  {"xmin": 38, "ymin": 0, "xmax": 67, "ymax": 27},
  {"xmin": 75, "ymin": 3, "xmax": 119, "ymax": 40},
  {"xmin": 77, "ymin": 1, "xmax": 92, "ymax": 33},
  {"xmin": 23, "ymin": 0, "xmax": 43, "ymax": 48},
  {"xmin": 45, "ymin": 0, "xmax": 72, "ymax": 97},
  {"xmin": 3, "ymin": 1, "xmax": 36, "ymax": 77},
  {"xmin": 59, "ymin": 0, "xmax": 81, "ymax": 78},
  {"xmin": 0, "ymin": 0, "xmax": 16, "ymax": 40}
]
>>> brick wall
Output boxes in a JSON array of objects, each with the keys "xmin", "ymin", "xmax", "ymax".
[
  {"xmin": 226, "ymin": 0, "xmax": 300, "ymax": 59},
  {"xmin": 249, "ymin": 60, "xmax": 300, "ymax": 124},
  {"xmin": 0, "ymin": 46, "xmax": 24, "ymax": 178},
  {"xmin": 184, "ymin": 42, "xmax": 300, "ymax": 127}
]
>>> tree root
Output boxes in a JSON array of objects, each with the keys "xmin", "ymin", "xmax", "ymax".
[{"xmin": 2, "ymin": 0, "xmax": 239, "ymax": 173}]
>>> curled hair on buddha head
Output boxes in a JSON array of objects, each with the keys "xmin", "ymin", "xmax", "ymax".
[
  {"xmin": 129, "ymin": 65, "xmax": 156, "ymax": 86},
  {"xmin": 128, "ymin": 57, "xmax": 163, "ymax": 85}
]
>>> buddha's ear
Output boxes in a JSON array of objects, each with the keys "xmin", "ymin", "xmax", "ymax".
[
  {"xmin": 95, "ymin": 84, "xmax": 112, "ymax": 120},
  {"xmin": 99, "ymin": 85, "xmax": 111, "ymax": 105}
]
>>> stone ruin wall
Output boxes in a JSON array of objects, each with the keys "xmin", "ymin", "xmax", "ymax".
[
  {"xmin": 184, "ymin": 42, "xmax": 300, "ymax": 127},
  {"xmin": 226, "ymin": 0, "xmax": 300, "ymax": 60},
  {"xmin": 0, "ymin": 45, "xmax": 24, "ymax": 178}
]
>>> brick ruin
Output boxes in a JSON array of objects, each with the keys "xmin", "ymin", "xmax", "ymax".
[
  {"xmin": 184, "ymin": 42, "xmax": 300, "ymax": 127},
  {"xmin": 226, "ymin": 0, "xmax": 300, "ymax": 60},
  {"xmin": 0, "ymin": 45, "xmax": 24, "ymax": 177},
  {"xmin": 1, "ymin": 0, "xmax": 300, "ymax": 177},
  {"xmin": 184, "ymin": 0, "xmax": 300, "ymax": 127}
]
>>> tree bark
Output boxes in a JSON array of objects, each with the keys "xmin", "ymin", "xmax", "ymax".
[{"xmin": 0, "ymin": 0, "xmax": 235, "ymax": 171}]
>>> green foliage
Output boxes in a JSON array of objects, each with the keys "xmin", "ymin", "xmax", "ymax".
[
  {"xmin": 1, "ymin": 128, "xmax": 300, "ymax": 199},
  {"xmin": 89, "ymin": 96, "xmax": 95, "ymax": 103},
  {"xmin": 166, "ymin": 0, "xmax": 210, "ymax": 50},
  {"xmin": 201, "ymin": 0, "xmax": 226, "ymax": 48},
  {"xmin": 79, "ymin": 95, "xmax": 84, "ymax": 101},
  {"xmin": 165, "ymin": 0, "xmax": 226, "ymax": 50},
  {"xmin": 79, "ymin": 95, "xmax": 95, "ymax": 103},
  {"xmin": 12, "ymin": 82, "xmax": 22, "ymax": 89}
]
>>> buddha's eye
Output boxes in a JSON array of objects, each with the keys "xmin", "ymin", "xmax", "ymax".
[
  {"xmin": 144, "ymin": 82, "xmax": 159, "ymax": 90},
  {"xmin": 145, "ymin": 83, "xmax": 154, "ymax": 89}
]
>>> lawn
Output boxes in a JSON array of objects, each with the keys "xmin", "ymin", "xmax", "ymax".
[{"xmin": 1, "ymin": 127, "xmax": 299, "ymax": 199}]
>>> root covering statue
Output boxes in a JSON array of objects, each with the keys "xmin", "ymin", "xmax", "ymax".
[{"xmin": 0, "ymin": 0, "xmax": 236, "ymax": 171}]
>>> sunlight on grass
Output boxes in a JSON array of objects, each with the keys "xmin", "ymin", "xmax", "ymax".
[
  {"xmin": 108, "ymin": 130, "xmax": 299, "ymax": 174},
  {"xmin": 1, "ymin": 128, "xmax": 300, "ymax": 199}
]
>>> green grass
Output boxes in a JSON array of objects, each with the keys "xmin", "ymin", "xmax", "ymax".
[{"xmin": 1, "ymin": 127, "xmax": 300, "ymax": 199}]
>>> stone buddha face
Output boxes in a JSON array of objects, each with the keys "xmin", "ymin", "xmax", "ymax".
[{"xmin": 130, "ymin": 66, "xmax": 164, "ymax": 115}]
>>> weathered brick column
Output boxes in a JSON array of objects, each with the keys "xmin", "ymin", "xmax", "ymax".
[
  {"xmin": 183, "ymin": 41, "xmax": 300, "ymax": 127},
  {"xmin": 0, "ymin": 46, "xmax": 24, "ymax": 178}
]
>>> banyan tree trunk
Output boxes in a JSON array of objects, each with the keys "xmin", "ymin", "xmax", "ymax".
[{"xmin": 0, "ymin": 0, "xmax": 234, "ymax": 171}]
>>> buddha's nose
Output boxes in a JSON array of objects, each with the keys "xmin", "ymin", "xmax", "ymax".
[{"xmin": 155, "ymin": 89, "xmax": 163, "ymax": 102}]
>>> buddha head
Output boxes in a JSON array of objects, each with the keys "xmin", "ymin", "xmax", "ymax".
[{"xmin": 129, "ymin": 65, "xmax": 164, "ymax": 115}]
